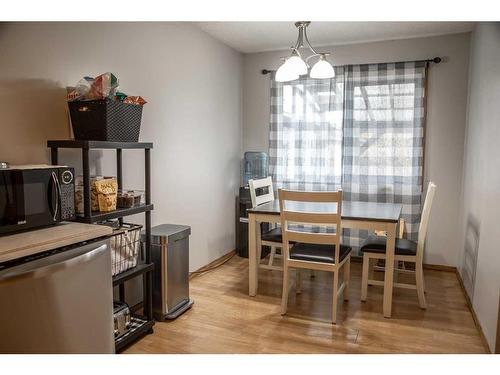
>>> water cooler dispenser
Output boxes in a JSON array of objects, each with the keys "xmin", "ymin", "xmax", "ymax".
[{"xmin": 242, "ymin": 151, "xmax": 268, "ymax": 186}]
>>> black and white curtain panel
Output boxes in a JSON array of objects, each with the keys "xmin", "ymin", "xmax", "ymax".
[
  {"xmin": 269, "ymin": 67, "xmax": 345, "ymax": 192},
  {"xmin": 269, "ymin": 61, "xmax": 427, "ymax": 250}
]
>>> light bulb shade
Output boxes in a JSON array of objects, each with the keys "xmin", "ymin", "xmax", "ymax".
[
  {"xmin": 310, "ymin": 58, "xmax": 335, "ymax": 79},
  {"xmin": 275, "ymin": 61, "xmax": 299, "ymax": 82},
  {"xmin": 286, "ymin": 55, "xmax": 308, "ymax": 76}
]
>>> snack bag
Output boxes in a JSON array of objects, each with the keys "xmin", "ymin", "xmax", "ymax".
[
  {"xmin": 115, "ymin": 91, "xmax": 127, "ymax": 102},
  {"xmin": 123, "ymin": 96, "xmax": 147, "ymax": 106},
  {"xmin": 67, "ymin": 76, "xmax": 94, "ymax": 101},
  {"xmin": 89, "ymin": 72, "xmax": 119, "ymax": 100},
  {"xmin": 94, "ymin": 178, "xmax": 118, "ymax": 212},
  {"xmin": 76, "ymin": 76, "xmax": 94, "ymax": 97},
  {"xmin": 66, "ymin": 86, "xmax": 80, "ymax": 101}
]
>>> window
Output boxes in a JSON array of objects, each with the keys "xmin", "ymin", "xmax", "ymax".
[
  {"xmin": 270, "ymin": 62, "xmax": 427, "ymax": 247},
  {"xmin": 270, "ymin": 67, "xmax": 345, "ymax": 192}
]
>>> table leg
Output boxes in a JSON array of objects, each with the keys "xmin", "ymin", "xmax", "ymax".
[
  {"xmin": 248, "ymin": 213, "xmax": 259, "ymax": 296},
  {"xmin": 383, "ymin": 222, "xmax": 397, "ymax": 318}
]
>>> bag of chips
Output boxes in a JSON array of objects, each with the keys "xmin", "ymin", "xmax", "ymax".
[
  {"xmin": 94, "ymin": 178, "xmax": 118, "ymax": 212},
  {"xmin": 67, "ymin": 76, "xmax": 94, "ymax": 101},
  {"xmin": 66, "ymin": 87, "xmax": 79, "ymax": 101},
  {"xmin": 88, "ymin": 72, "xmax": 118, "ymax": 100},
  {"xmin": 123, "ymin": 96, "xmax": 147, "ymax": 106},
  {"xmin": 115, "ymin": 91, "xmax": 128, "ymax": 102}
]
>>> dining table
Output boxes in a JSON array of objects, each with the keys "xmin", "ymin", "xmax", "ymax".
[{"xmin": 247, "ymin": 200, "xmax": 402, "ymax": 318}]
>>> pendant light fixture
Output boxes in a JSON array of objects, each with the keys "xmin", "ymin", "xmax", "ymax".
[{"xmin": 275, "ymin": 21, "xmax": 335, "ymax": 82}]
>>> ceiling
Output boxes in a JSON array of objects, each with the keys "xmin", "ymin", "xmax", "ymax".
[{"xmin": 195, "ymin": 22, "xmax": 475, "ymax": 53}]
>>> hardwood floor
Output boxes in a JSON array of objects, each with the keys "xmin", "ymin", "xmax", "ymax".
[{"xmin": 125, "ymin": 255, "xmax": 487, "ymax": 354}]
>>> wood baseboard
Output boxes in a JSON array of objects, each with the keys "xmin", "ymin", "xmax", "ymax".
[
  {"xmin": 189, "ymin": 249, "xmax": 236, "ymax": 279},
  {"xmin": 496, "ymin": 293, "xmax": 500, "ymax": 354},
  {"xmin": 423, "ymin": 263, "xmax": 456, "ymax": 272},
  {"xmin": 456, "ymin": 270, "xmax": 492, "ymax": 353}
]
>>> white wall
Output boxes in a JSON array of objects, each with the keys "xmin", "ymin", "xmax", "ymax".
[
  {"xmin": 0, "ymin": 22, "xmax": 243, "ymax": 272},
  {"xmin": 459, "ymin": 22, "xmax": 500, "ymax": 353},
  {"xmin": 243, "ymin": 33, "xmax": 471, "ymax": 267}
]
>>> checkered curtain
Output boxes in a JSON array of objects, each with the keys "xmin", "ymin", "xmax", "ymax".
[
  {"xmin": 269, "ymin": 61, "xmax": 427, "ymax": 250},
  {"xmin": 341, "ymin": 62, "xmax": 426, "ymax": 248},
  {"xmin": 269, "ymin": 67, "xmax": 345, "ymax": 191}
]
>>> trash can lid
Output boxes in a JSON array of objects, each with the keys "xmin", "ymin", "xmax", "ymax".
[{"xmin": 142, "ymin": 224, "xmax": 191, "ymax": 244}]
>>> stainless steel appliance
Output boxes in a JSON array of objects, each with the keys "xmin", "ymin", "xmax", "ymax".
[
  {"xmin": 0, "ymin": 165, "xmax": 75, "ymax": 236},
  {"xmin": 0, "ymin": 238, "xmax": 115, "ymax": 353},
  {"xmin": 146, "ymin": 224, "xmax": 193, "ymax": 320}
]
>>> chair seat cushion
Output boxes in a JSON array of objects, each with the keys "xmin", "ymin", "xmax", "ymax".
[
  {"xmin": 289, "ymin": 243, "xmax": 352, "ymax": 264},
  {"xmin": 261, "ymin": 227, "xmax": 283, "ymax": 243},
  {"xmin": 360, "ymin": 234, "xmax": 417, "ymax": 256}
]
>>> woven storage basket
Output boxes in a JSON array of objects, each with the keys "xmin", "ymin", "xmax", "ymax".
[{"xmin": 68, "ymin": 99, "xmax": 142, "ymax": 142}]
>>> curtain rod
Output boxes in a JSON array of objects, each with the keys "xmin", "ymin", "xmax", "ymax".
[{"xmin": 261, "ymin": 56, "xmax": 442, "ymax": 75}]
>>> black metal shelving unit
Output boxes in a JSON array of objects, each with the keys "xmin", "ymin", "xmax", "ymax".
[{"xmin": 47, "ymin": 140, "xmax": 155, "ymax": 353}]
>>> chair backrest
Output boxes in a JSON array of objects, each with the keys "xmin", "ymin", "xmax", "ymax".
[
  {"xmin": 417, "ymin": 182, "xmax": 437, "ymax": 259},
  {"xmin": 278, "ymin": 189, "xmax": 343, "ymax": 264},
  {"xmin": 248, "ymin": 177, "xmax": 275, "ymax": 208}
]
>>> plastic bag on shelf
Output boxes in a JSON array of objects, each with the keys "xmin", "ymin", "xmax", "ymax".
[
  {"xmin": 66, "ymin": 72, "xmax": 146, "ymax": 105},
  {"xmin": 88, "ymin": 72, "xmax": 118, "ymax": 100},
  {"xmin": 67, "ymin": 76, "xmax": 94, "ymax": 101}
]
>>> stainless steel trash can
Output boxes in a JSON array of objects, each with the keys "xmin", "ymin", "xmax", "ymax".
[{"xmin": 146, "ymin": 224, "xmax": 193, "ymax": 320}]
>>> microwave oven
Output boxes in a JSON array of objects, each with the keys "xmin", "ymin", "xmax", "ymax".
[{"xmin": 0, "ymin": 165, "xmax": 75, "ymax": 236}]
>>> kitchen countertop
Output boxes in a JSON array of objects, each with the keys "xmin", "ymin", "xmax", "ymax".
[{"xmin": 0, "ymin": 222, "xmax": 113, "ymax": 263}]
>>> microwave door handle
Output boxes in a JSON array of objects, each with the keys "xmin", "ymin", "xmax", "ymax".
[
  {"xmin": 51, "ymin": 171, "xmax": 60, "ymax": 221},
  {"xmin": 48, "ymin": 172, "xmax": 56, "ymax": 219}
]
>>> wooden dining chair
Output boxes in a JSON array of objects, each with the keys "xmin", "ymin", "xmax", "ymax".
[
  {"xmin": 373, "ymin": 218, "xmax": 406, "ymax": 277},
  {"xmin": 360, "ymin": 182, "xmax": 437, "ymax": 309},
  {"xmin": 248, "ymin": 177, "xmax": 282, "ymax": 271},
  {"xmin": 279, "ymin": 189, "xmax": 352, "ymax": 324}
]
